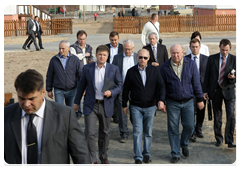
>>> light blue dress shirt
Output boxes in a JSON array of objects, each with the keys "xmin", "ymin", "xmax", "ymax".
[
  {"xmin": 138, "ymin": 64, "xmax": 147, "ymax": 86},
  {"xmin": 59, "ymin": 52, "xmax": 70, "ymax": 70}
]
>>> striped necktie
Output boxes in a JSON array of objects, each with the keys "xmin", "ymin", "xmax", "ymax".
[
  {"xmin": 219, "ymin": 56, "xmax": 226, "ymax": 87},
  {"xmin": 153, "ymin": 46, "xmax": 157, "ymax": 62}
]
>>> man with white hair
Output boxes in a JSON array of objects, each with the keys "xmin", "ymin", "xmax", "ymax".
[
  {"xmin": 112, "ymin": 39, "xmax": 138, "ymax": 143},
  {"xmin": 143, "ymin": 32, "xmax": 168, "ymax": 68},
  {"xmin": 46, "ymin": 40, "xmax": 82, "ymax": 107}
]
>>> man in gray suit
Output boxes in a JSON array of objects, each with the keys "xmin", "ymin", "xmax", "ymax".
[
  {"xmin": 4, "ymin": 69, "xmax": 90, "ymax": 164},
  {"xmin": 22, "ymin": 15, "xmax": 40, "ymax": 51},
  {"xmin": 112, "ymin": 39, "xmax": 138, "ymax": 143}
]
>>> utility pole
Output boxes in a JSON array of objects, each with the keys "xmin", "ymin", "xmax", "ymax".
[{"xmin": 83, "ymin": 5, "xmax": 85, "ymax": 23}]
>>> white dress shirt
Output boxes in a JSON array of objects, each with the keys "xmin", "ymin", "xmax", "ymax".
[
  {"xmin": 30, "ymin": 19, "xmax": 36, "ymax": 32},
  {"xmin": 95, "ymin": 62, "xmax": 106, "ymax": 100},
  {"xmin": 122, "ymin": 52, "xmax": 135, "ymax": 82},
  {"xmin": 191, "ymin": 53, "xmax": 200, "ymax": 72},
  {"xmin": 187, "ymin": 43, "xmax": 210, "ymax": 56},
  {"xmin": 21, "ymin": 98, "xmax": 46, "ymax": 164},
  {"xmin": 110, "ymin": 44, "xmax": 119, "ymax": 64}
]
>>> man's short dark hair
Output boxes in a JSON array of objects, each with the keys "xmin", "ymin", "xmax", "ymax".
[
  {"xmin": 189, "ymin": 38, "xmax": 201, "ymax": 46},
  {"xmin": 191, "ymin": 31, "xmax": 202, "ymax": 40},
  {"xmin": 219, "ymin": 39, "xmax": 232, "ymax": 49},
  {"xmin": 109, "ymin": 31, "xmax": 119, "ymax": 38},
  {"xmin": 14, "ymin": 69, "xmax": 44, "ymax": 94},
  {"xmin": 151, "ymin": 13, "xmax": 158, "ymax": 20},
  {"xmin": 34, "ymin": 16, "xmax": 38, "ymax": 19},
  {"xmin": 76, "ymin": 30, "xmax": 87, "ymax": 38},
  {"xmin": 96, "ymin": 45, "xmax": 109, "ymax": 55}
]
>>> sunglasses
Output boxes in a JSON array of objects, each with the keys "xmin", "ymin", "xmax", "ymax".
[{"xmin": 138, "ymin": 56, "xmax": 148, "ymax": 60}]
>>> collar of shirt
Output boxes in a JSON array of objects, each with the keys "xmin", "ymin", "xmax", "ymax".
[
  {"xmin": 191, "ymin": 53, "xmax": 200, "ymax": 60},
  {"xmin": 123, "ymin": 52, "xmax": 134, "ymax": 58},
  {"xmin": 138, "ymin": 63, "xmax": 148, "ymax": 71},
  {"xmin": 110, "ymin": 43, "xmax": 119, "ymax": 49},
  {"xmin": 220, "ymin": 52, "xmax": 229, "ymax": 60},
  {"xmin": 171, "ymin": 57, "xmax": 184, "ymax": 66},
  {"xmin": 59, "ymin": 52, "xmax": 70, "ymax": 59},
  {"xmin": 78, "ymin": 43, "xmax": 86, "ymax": 50},
  {"xmin": 151, "ymin": 44, "xmax": 157, "ymax": 50},
  {"xmin": 95, "ymin": 62, "xmax": 107, "ymax": 69},
  {"xmin": 22, "ymin": 97, "xmax": 46, "ymax": 119}
]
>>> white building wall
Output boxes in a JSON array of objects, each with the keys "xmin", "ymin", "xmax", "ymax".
[{"xmin": 4, "ymin": 5, "xmax": 17, "ymax": 15}]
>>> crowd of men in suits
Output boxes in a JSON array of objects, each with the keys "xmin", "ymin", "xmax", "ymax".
[{"xmin": 5, "ymin": 13, "xmax": 236, "ymax": 164}]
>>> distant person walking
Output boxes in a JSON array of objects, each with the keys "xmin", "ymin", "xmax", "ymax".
[
  {"xmin": 120, "ymin": 7, "xmax": 125, "ymax": 17},
  {"xmin": 132, "ymin": 7, "xmax": 136, "ymax": 17},
  {"xmin": 94, "ymin": 13, "xmax": 97, "ymax": 21}
]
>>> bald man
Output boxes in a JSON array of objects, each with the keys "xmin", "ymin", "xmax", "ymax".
[{"xmin": 160, "ymin": 44, "xmax": 204, "ymax": 163}]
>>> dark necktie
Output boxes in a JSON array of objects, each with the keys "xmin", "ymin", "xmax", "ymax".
[
  {"xmin": 153, "ymin": 46, "xmax": 158, "ymax": 62},
  {"xmin": 27, "ymin": 114, "xmax": 38, "ymax": 164},
  {"xmin": 219, "ymin": 56, "xmax": 226, "ymax": 87}
]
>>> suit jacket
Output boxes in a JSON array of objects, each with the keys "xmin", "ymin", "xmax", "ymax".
[
  {"xmin": 203, "ymin": 53, "xmax": 236, "ymax": 100},
  {"xmin": 112, "ymin": 52, "xmax": 138, "ymax": 74},
  {"xmin": 35, "ymin": 20, "xmax": 43, "ymax": 35},
  {"xmin": 185, "ymin": 53, "xmax": 208, "ymax": 87},
  {"xmin": 143, "ymin": 43, "xmax": 168, "ymax": 68},
  {"xmin": 105, "ymin": 43, "xmax": 124, "ymax": 63},
  {"xmin": 26, "ymin": 19, "xmax": 35, "ymax": 35},
  {"xmin": 74, "ymin": 62, "xmax": 123, "ymax": 117},
  {"xmin": 4, "ymin": 100, "xmax": 91, "ymax": 164}
]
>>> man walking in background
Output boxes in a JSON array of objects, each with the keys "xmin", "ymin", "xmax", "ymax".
[
  {"xmin": 46, "ymin": 40, "xmax": 82, "ymax": 107},
  {"xmin": 22, "ymin": 14, "xmax": 40, "ymax": 51},
  {"xmin": 27, "ymin": 16, "xmax": 44, "ymax": 50}
]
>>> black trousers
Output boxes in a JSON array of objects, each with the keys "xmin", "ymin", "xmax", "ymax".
[
  {"xmin": 195, "ymin": 100, "xmax": 206, "ymax": 134},
  {"xmin": 23, "ymin": 31, "xmax": 39, "ymax": 50},
  {"xmin": 212, "ymin": 85, "xmax": 235, "ymax": 144},
  {"xmin": 28, "ymin": 31, "xmax": 43, "ymax": 48}
]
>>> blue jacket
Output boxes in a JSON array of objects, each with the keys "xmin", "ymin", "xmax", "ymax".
[
  {"xmin": 74, "ymin": 62, "xmax": 123, "ymax": 118},
  {"xmin": 160, "ymin": 57, "xmax": 204, "ymax": 102},
  {"xmin": 46, "ymin": 52, "xmax": 82, "ymax": 92}
]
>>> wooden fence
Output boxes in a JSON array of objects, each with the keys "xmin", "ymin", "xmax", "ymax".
[
  {"xmin": 4, "ymin": 18, "xmax": 72, "ymax": 37},
  {"xmin": 113, "ymin": 14, "xmax": 236, "ymax": 34}
]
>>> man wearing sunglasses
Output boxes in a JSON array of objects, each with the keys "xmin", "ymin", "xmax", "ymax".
[{"xmin": 122, "ymin": 49, "xmax": 166, "ymax": 164}]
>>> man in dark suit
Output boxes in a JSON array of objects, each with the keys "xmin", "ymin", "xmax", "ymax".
[
  {"xmin": 27, "ymin": 16, "xmax": 44, "ymax": 50},
  {"xmin": 22, "ymin": 15, "xmax": 40, "ymax": 51},
  {"xmin": 105, "ymin": 31, "xmax": 123, "ymax": 123},
  {"xmin": 4, "ymin": 69, "xmax": 91, "ymax": 164},
  {"xmin": 143, "ymin": 32, "xmax": 168, "ymax": 68},
  {"xmin": 112, "ymin": 39, "xmax": 138, "ymax": 143},
  {"xmin": 203, "ymin": 39, "xmax": 236, "ymax": 148},
  {"xmin": 73, "ymin": 45, "xmax": 123, "ymax": 164},
  {"xmin": 122, "ymin": 49, "xmax": 165, "ymax": 164},
  {"xmin": 185, "ymin": 38, "xmax": 208, "ymax": 141}
]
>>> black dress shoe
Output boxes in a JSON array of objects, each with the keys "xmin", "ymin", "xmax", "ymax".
[
  {"xmin": 22, "ymin": 46, "xmax": 28, "ymax": 50},
  {"xmin": 40, "ymin": 47, "xmax": 44, "ymax": 49},
  {"xmin": 36, "ymin": 49, "xmax": 41, "ymax": 51},
  {"xmin": 143, "ymin": 155, "xmax": 151, "ymax": 163},
  {"xmin": 113, "ymin": 117, "xmax": 119, "ymax": 123},
  {"xmin": 27, "ymin": 46, "xmax": 30, "ymax": 50},
  {"xmin": 189, "ymin": 136, "xmax": 196, "ymax": 142},
  {"xmin": 120, "ymin": 137, "xmax": 127, "ymax": 143},
  {"xmin": 228, "ymin": 143, "xmax": 236, "ymax": 148},
  {"xmin": 215, "ymin": 141, "xmax": 222, "ymax": 147},
  {"xmin": 171, "ymin": 157, "xmax": 180, "ymax": 163},
  {"xmin": 182, "ymin": 148, "xmax": 189, "ymax": 157},
  {"xmin": 100, "ymin": 158, "xmax": 109, "ymax": 164},
  {"xmin": 196, "ymin": 133, "xmax": 204, "ymax": 138},
  {"xmin": 135, "ymin": 159, "xmax": 142, "ymax": 164}
]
